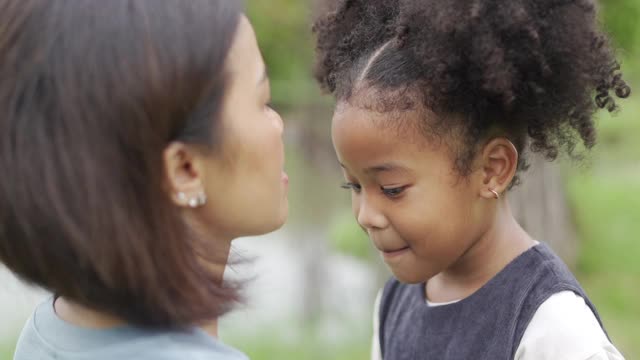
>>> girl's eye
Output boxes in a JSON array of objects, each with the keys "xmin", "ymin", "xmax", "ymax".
[
  {"xmin": 341, "ymin": 182, "xmax": 361, "ymax": 193},
  {"xmin": 381, "ymin": 186, "xmax": 406, "ymax": 198}
]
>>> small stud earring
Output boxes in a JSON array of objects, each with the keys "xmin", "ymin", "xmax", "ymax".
[{"xmin": 489, "ymin": 189, "xmax": 500, "ymax": 200}]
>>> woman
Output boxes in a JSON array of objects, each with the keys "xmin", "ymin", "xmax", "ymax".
[{"xmin": 0, "ymin": 0, "xmax": 288, "ymax": 359}]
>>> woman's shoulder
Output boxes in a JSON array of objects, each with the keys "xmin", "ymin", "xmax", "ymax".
[
  {"xmin": 14, "ymin": 298, "xmax": 248, "ymax": 360},
  {"xmin": 157, "ymin": 329, "xmax": 248, "ymax": 360}
]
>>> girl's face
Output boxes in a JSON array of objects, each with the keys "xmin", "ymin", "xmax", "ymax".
[
  {"xmin": 332, "ymin": 102, "xmax": 494, "ymax": 283},
  {"xmin": 195, "ymin": 16, "xmax": 289, "ymax": 239}
]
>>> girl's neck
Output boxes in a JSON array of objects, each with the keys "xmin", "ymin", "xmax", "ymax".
[{"xmin": 426, "ymin": 200, "xmax": 537, "ymax": 303}]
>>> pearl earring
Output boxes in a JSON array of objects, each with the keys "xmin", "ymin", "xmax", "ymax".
[
  {"xmin": 188, "ymin": 192, "xmax": 207, "ymax": 208},
  {"xmin": 176, "ymin": 192, "xmax": 207, "ymax": 208}
]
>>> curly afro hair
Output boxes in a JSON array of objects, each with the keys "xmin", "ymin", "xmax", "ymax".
[{"xmin": 313, "ymin": 0, "xmax": 631, "ymax": 183}]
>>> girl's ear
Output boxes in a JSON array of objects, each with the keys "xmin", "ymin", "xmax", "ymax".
[{"xmin": 478, "ymin": 137, "xmax": 518, "ymax": 199}]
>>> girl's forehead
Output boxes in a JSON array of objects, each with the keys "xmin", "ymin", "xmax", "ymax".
[
  {"xmin": 332, "ymin": 100, "xmax": 468, "ymax": 179},
  {"xmin": 333, "ymin": 106, "xmax": 446, "ymax": 171},
  {"xmin": 332, "ymin": 101, "xmax": 443, "ymax": 151}
]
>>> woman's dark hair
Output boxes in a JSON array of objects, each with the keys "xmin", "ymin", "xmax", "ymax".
[
  {"xmin": 0, "ymin": 0, "xmax": 243, "ymax": 328},
  {"xmin": 313, "ymin": 0, "xmax": 631, "ymax": 181}
]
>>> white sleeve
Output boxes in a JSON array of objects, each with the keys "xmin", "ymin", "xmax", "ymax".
[
  {"xmin": 371, "ymin": 289, "xmax": 383, "ymax": 360},
  {"xmin": 515, "ymin": 291, "xmax": 625, "ymax": 360}
]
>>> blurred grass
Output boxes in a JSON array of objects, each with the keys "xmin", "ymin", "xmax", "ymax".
[
  {"xmin": 226, "ymin": 337, "xmax": 369, "ymax": 360},
  {"xmin": 0, "ymin": 341, "xmax": 13, "ymax": 360},
  {"xmin": 567, "ymin": 93, "xmax": 640, "ymax": 359},
  {"xmin": 224, "ymin": 323, "xmax": 371, "ymax": 360}
]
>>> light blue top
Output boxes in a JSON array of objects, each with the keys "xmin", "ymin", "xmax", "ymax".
[{"xmin": 13, "ymin": 297, "xmax": 248, "ymax": 360}]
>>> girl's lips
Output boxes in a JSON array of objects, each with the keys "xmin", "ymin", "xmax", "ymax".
[
  {"xmin": 281, "ymin": 171, "xmax": 289, "ymax": 185},
  {"xmin": 380, "ymin": 246, "xmax": 411, "ymax": 260}
]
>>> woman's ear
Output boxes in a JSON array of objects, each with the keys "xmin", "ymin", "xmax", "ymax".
[
  {"xmin": 478, "ymin": 137, "xmax": 519, "ymax": 199},
  {"xmin": 163, "ymin": 142, "xmax": 207, "ymax": 207}
]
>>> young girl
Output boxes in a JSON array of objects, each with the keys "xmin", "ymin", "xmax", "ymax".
[
  {"xmin": 313, "ymin": 0, "xmax": 631, "ymax": 359},
  {"xmin": 0, "ymin": 1, "xmax": 288, "ymax": 359}
]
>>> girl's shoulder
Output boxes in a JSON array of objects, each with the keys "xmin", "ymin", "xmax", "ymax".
[{"xmin": 515, "ymin": 291, "xmax": 625, "ymax": 360}]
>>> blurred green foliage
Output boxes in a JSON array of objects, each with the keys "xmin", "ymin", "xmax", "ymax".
[
  {"xmin": 600, "ymin": 0, "xmax": 640, "ymax": 55},
  {"xmin": 567, "ymin": 97, "xmax": 640, "ymax": 358},
  {"xmin": 329, "ymin": 210, "xmax": 372, "ymax": 261},
  {"xmin": 246, "ymin": 0, "xmax": 320, "ymax": 110}
]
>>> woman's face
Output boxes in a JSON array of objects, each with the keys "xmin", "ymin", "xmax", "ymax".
[{"xmin": 187, "ymin": 16, "xmax": 289, "ymax": 240}]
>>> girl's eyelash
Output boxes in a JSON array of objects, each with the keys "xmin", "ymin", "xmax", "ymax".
[
  {"xmin": 381, "ymin": 186, "xmax": 407, "ymax": 197},
  {"xmin": 341, "ymin": 183, "xmax": 406, "ymax": 198}
]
